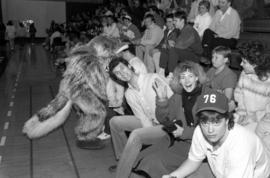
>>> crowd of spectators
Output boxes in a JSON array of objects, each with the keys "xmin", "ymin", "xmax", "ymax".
[{"xmin": 43, "ymin": 0, "xmax": 270, "ymax": 178}]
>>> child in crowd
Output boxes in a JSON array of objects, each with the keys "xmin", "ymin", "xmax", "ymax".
[
  {"xmin": 206, "ymin": 46, "xmax": 237, "ymax": 111},
  {"xmin": 193, "ymin": 0, "xmax": 212, "ymax": 38}
]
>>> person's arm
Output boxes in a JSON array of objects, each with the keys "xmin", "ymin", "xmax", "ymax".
[
  {"xmin": 175, "ymin": 28, "xmax": 195, "ymax": 49},
  {"xmin": 141, "ymin": 27, "xmax": 164, "ymax": 46},
  {"xmin": 163, "ymin": 158, "xmax": 202, "ymax": 178}
]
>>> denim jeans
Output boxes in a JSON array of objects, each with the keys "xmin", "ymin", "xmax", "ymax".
[{"xmin": 110, "ymin": 115, "xmax": 168, "ymax": 178}]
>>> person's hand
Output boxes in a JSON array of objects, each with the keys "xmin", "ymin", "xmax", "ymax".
[
  {"xmin": 228, "ymin": 100, "xmax": 236, "ymax": 112},
  {"xmin": 168, "ymin": 40, "xmax": 175, "ymax": 47},
  {"xmin": 152, "ymin": 78, "xmax": 168, "ymax": 101},
  {"xmin": 172, "ymin": 124, "xmax": 184, "ymax": 138},
  {"xmin": 162, "ymin": 43, "xmax": 167, "ymax": 48}
]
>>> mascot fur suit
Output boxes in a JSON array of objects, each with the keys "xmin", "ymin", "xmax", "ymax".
[{"xmin": 22, "ymin": 36, "xmax": 124, "ymax": 145}]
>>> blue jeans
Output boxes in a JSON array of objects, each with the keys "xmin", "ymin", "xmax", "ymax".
[{"xmin": 109, "ymin": 115, "xmax": 169, "ymax": 178}]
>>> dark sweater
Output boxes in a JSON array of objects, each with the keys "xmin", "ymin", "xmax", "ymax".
[{"xmin": 175, "ymin": 24, "xmax": 203, "ymax": 55}]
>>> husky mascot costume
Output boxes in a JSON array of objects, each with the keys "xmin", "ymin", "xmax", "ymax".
[{"xmin": 22, "ymin": 36, "xmax": 125, "ymax": 149}]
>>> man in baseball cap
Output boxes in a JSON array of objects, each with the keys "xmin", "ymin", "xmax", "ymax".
[{"xmin": 163, "ymin": 88, "xmax": 270, "ymax": 178}]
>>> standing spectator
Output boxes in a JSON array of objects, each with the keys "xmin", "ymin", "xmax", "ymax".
[
  {"xmin": 201, "ymin": 0, "xmax": 241, "ymax": 62},
  {"xmin": 163, "ymin": 89, "xmax": 270, "ymax": 178},
  {"xmin": 16, "ymin": 22, "xmax": 27, "ymax": 48},
  {"xmin": 6, "ymin": 20, "xmax": 16, "ymax": 50},
  {"xmin": 193, "ymin": 0, "xmax": 212, "ymax": 38},
  {"xmin": 29, "ymin": 23, "xmax": 37, "ymax": 44}
]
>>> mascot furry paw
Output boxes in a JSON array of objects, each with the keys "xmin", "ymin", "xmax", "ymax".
[{"xmin": 22, "ymin": 36, "xmax": 123, "ymax": 141}]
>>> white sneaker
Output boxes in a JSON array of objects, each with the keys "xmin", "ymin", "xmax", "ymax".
[{"xmin": 97, "ymin": 132, "xmax": 111, "ymax": 140}]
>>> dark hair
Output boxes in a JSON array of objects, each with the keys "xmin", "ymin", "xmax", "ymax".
[
  {"xmin": 197, "ymin": 110, "xmax": 234, "ymax": 130},
  {"xmin": 173, "ymin": 11, "xmax": 187, "ymax": 23},
  {"xmin": 238, "ymin": 41, "xmax": 270, "ymax": 80},
  {"xmin": 144, "ymin": 14, "xmax": 155, "ymax": 22},
  {"xmin": 166, "ymin": 13, "xmax": 174, "ymax": 20},
  {"xmin": 148, "ymin": 5, "xmax": 159, "ymax": 14},
  {"xmin": 212, "ymin": 46, "xmax": 231, "ymax": 59},
  {"xmin": 108, "ymin": 57, "xmax": 133, "ymax": 85},
  {"xmin": 199, "ymin": 0, "xmax": 210, "ymax": 11}
]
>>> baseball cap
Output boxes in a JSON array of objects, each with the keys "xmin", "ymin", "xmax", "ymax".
[{"xmin": 196, "ymin": 88, "xmax": 228, "ymax": 114}]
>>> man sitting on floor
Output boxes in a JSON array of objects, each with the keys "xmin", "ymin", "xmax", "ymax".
[{"xmin": 163, "ymin": 89, "xmax": 270, "ymax": 178}]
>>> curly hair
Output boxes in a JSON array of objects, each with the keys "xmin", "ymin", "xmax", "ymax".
[
  {"xmin": 238, "ymin": 41, "xmax": 270, "ymax": 81},
  {"xmin": 170, "ymin": 61, "xmax": 207, "ymax": 93}
]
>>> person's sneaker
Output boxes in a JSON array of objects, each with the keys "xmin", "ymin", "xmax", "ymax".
[
  {"xmin": 97, "ymin": 132, "xmax": 111, "ymax": 140},
  {"xmin": 108, "ymin": 165, "xmax": 117, "ymax": 173},
  {"xmin": 76, "ymin": 138, "xmax": 105, "ymax": 150}
]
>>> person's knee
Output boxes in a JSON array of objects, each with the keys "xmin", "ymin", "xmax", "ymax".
[
  {"xmin": 128, "ymin": 129, "xmax": 143, "ymax": 146},
  {"xmin": 109, "ymin": 116, "xmax": 122, "ymax": 130}
]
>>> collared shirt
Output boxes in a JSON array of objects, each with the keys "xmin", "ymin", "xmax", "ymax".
[
  {"xmin": 141, "ymin": 23, "xmax": 164, "ymax": 46},
  {"xmin": 209, "ymin": 7, "xmax": 241, "ymax": 39},
  {"xmin": 125, "ymin": 74, "xmax": 173, "ymax": 127},
  {"xmin": 189, "ymin": 124, "xmax": 270, "ymax": 178}
]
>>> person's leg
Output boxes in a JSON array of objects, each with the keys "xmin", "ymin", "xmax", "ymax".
[
  {"xmin": 110, "ymin": 115, "xmax": 142, "ymax": 160},
  {"xmin": 201, "ymin": 29, "xmax": 216, "ymax": 59},
  {"xmin": 212, "ymin": 37, "xmax": 238, "ymax": 50},
  {"xmin": 177, "ymin": 49, "xmax": 200, "ymax": 63},
  {"xmin": 116, "ymin": 125, "xmax": 168, "ymax": 178},
  {"xmin": 144, "ymin": 45, "xmax": 155, "ymax": 73},
  {"xmin": 167, "ymin": 48, "xmax": 182, "ymax": 80},
  {"xmin": 159, "ymin": 48, "xmax": 169, "ymax": 76},
  {"xmin": 135, "ymin": 45, "xmax": 145, "ymax": 62},
  {"xmin": 104, "ymin": 106, "xmax": 119, "ymax": 135},
  {"xmin": 152, "ymin": 49, "xmax": 161, "ymax": 73}
]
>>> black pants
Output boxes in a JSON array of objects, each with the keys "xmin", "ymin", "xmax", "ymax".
[
  {"xmin": 202, "ymin": 29, "xmax": 238, "ymax": 59},
  {"xmin": 160, "ymin": 47, "xmax": 200, "ymax": 73}
]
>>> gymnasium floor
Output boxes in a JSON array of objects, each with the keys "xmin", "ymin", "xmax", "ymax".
[{"xmin": 0, "ymin": 44, "xmax": 116, "ymax": 178}]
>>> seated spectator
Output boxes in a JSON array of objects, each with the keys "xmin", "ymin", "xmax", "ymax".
[
  {"xmin": 134, "ymin": 14, "xmax": 164, "ymax": 73},
  {"xmin": 163, "ymin": 89, "xmax": 270, "ymax": 178},
  {"xmin": 108, "ymin": 57, "xmax": 173, "ymax": 177},
  {"xmin": 193, "ymin": 0, "xmax": 212, "ymax": 38},
  {"xmin": 201, "ymin": 0, "xmax": 241, "ymax": 62},
  {"xmin": 131, "ymin": 61, "xmax": 211, "ymax": 178},
  {"xmin": 102, "ymin": 15, "xmax": 120, "ymax": 38},
  {"xmin": 205, "ymin": 46, "xmax": 237, "ymax": 111},
  {"xmin": 147, "ymin": 5, "xmax": 165, "ymax": 29},
  {"xmin": 188, "ymin": 0, "xmax": 215, "ymax": 23},
  {"xmin": 119, "ymin": 15, "xmax": 141, "ymax": 42},
  {"xmin": 234, "ymin": 41, "xmax": 270, "ymax": 153},
  {"xmin": 159, "ymin": 11, "xmax": 202, "ymax": 80},
  {"xmin": 153, "ymin": 13, "xmax": 179, "ymax": 75}
]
